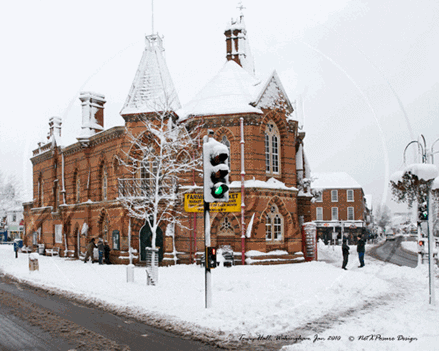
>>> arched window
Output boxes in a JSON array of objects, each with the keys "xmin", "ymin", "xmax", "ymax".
[
  {"xmin": 264, "ymin": 122, "xmax": 280, "ymax": 175},
  {"xmin": 76, "ymin": 175, "xmax": 81, "ymax": 203},
  {"xmin": 100, "ymin": 216, "xmax": 109, "ymax": 242},
  {"xmin": 265, "ymin": 205, "xmax": 284, "ymax": 242},
  {"xmin": 38, "ymin": 176, "xmax": 44, "ymax": 207},
  {"xmin": 221, "ymin": 136, "xmax": 231, "ymax": 170},
  {"xmin": 101, "ymin": 166, "xmax": 108, "ymax": 201}
]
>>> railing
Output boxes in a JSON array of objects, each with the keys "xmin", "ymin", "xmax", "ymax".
[{"xmin": 118, "ymin": 178, "xmax": 151, "ymax": 198}]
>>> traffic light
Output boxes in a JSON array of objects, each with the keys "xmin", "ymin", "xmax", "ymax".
[
  {"xmin": 418, "ymin": 202, "xmax": 428, "ymax": 221},
  {"xmin": 203, "ymin": 137, "xmax": 230, "ymax": 203},
  {"xmin": 206, "ymin": 247, "xmax": 217, "ymax": 269},
  {"xmin": 418, "ymin": 240, "xmax": 425, "ymax": 253}
]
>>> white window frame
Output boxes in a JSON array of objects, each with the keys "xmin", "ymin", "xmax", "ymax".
[
  {"xmin": 316, "ymin": 207, "xmax": 323, "ymax": 221},
  {"xmin": 331, "ymin": 190, "xmax": 338, "ymax": 202},
  {"xmin": 265, "ymin": 122, "xmax": 280, "ymax": 176},
  {"xmin": 265, "ymin": 205, "xmax": 284, "ymax": 242},
  {"xmin": 347, "ymin": 207, "xmax": 355, "ymax": 221},
  {"xmin": 315, "ymin": 192, "xmax": 323, "ymax": 202},
  {"xmin": 347, "ymin": 189, "xmax": 354, "ymax": 202},
  {"xmin": 55, "ymin": 224, "xmax": 62, "ymax": 244},
  {"xmin": 331, "ymin": 207, "xmax": 338, "ymax": 221}
]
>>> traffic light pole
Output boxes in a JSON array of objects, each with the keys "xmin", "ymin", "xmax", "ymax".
[{"xmin": 204, "ymin": 200, "xmax": 212, "ymax": 309}]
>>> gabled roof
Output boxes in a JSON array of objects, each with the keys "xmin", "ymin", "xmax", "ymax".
[
  {"xmin": 120, "ymin": 35, "xmax": 181, "ymax": 116},
  {"xmin": 177, "ymin": 60, "xmax": 294, "ymax": 121},
  {"xmin": 311, "ymin": 172, "xmax": 362, "ymax": 189}
]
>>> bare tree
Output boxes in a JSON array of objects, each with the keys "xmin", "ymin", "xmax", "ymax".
[
  {"xmin": 0, "ymin": 171, "xmax": 23, "ymax": 215},
  {"xmin": 374, "ymin": 203, "xmax": 392, "ymax": 230},
  {"xmin": 118, "ymin": 106, "xmax": 201, "ymax": 283}
]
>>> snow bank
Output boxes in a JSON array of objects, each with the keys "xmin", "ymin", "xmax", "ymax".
[{"xmin": 0, "ymin": 243, "xmax": 437, "ymax": 350}]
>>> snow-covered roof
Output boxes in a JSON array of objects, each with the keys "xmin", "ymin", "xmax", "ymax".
[
  {"xmin": 177, "ymin": 60, "xmax": 294, "ymax": 121},
  {"xmin": 311, "ymin": 172, "xmax": 362, "ymax": 189},
  {"xmin": 120, "ymin": 34, "xmax": 181, "ymax": 115},
  {"xmin": 177, "ymin": 60, "xmax": 263, "ymax": 120}
]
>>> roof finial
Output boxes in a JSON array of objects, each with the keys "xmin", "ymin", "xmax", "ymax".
[{"xmin": 237, "ymin": 1, "xmax": 246, "ymax": 21}]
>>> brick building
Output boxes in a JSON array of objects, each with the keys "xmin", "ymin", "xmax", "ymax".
[
  {"xmin": 23, "ymin": 13, "xmax": 312, "ymax": 265},
  {"xmin": 310, "ymin": 172, "xmax": 371, "ymax": 244}
]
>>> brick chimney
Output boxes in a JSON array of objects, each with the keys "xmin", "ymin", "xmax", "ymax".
[
  {"xmin": 78, "ymin": 91, "xmax": 106, "ymax": 137},
  {"xmin": 224, "ymin": 11, "xmax": 254, "ymax": 75},
  {"xmin": 48, "ymin": 116, "xmax": 62, "ymax": 140}
]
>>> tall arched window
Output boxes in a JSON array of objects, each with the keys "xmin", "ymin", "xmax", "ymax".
[
  {"xmin": 221, "ymin": 136, "xmax": 231, "ymax": 170},
  {"xmin": 101, "ymin": 166, "xmax": 108, "ymax": 201},
  {"xmin": 264, "ymin": 122, "xmax": 280, "ymax": 175},
  {"xmin": 265, "ymin": 205, "xmax": 284, "ymax": 242},
  {"xmin": 38, "ymin": 176, "xmax": 44, "ymax": 207},
  {"xmin": 76, "ymin": 175, "xmax": 81, "ymax": 203}
]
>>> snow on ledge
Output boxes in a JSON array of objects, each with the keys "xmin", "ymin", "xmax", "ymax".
[
  {"xmin": 246, "ymin": 250, "xmax": 289, "ymax": 257},
  {"xmin": 230, "ymin": 177, "xmax": 297, "ymax": 191}
]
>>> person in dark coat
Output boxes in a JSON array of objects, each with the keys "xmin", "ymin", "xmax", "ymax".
[
  {"xmin": 84, "ymin": 238, "xmax": 96, "ymax": 263},
  {"xmin": 104, "ymin": 240, "xmax": 111, "ymax": 264},
  {"xmin": 97, "ymin": 238, "xmax": 105, "ymax": 264},
  {"xmin": 342, "ymin": 237, "xmax": 350, "ymax": 270},
  {"xmin": 357, "ymin": 234, "xmax": 365, "ymax": 267}
]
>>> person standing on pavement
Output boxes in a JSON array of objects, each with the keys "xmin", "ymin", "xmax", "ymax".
[
  {"xmin": 84, "ymin": 238, "xmax": 96, "ymax": 263},
  {"xmin": 104, "ymin": 240, "xmax": 111, "ymax": 264},
  {"xmin": 97, "ymin": 238, "xmax": 105, "ymax": 265},
  {"xmin": 342, "ymin": 236, "xmax": 350, "ymax": 270},
  {"xmin": 357, "ymin": 234, "xmax": 365, "ymax": 267}
]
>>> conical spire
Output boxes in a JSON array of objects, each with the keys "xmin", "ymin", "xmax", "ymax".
[{"xmin": 120, "ymin": 34, "xmax": 180, "ymax": 116}]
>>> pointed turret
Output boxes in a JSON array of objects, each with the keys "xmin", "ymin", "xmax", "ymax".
[
  {"xmin": 120, "ymin": 34, "xmax": 180, "ymax": 118},
  {"xmin": 224, "ymin": 10, "xmax": 255, "ymax": 76}
]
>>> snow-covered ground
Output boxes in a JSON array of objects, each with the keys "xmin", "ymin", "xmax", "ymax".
[{"xmin": 0, "ymin": 242, "xmax": 438, "ymax": 350}]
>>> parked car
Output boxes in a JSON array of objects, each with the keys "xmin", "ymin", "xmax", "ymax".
[{"xmin": 386, "ymin": 233, "xmax": 396, "ymax": 241}]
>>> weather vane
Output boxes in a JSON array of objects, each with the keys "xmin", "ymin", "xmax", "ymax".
[{"xmin": 237, "ymin": 1, "xmax": 246, "ymax": 17}]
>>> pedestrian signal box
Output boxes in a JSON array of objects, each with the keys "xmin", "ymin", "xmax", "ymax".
[{"xmin": 206, "ymin": 247, "xmax": 217, "ymax": 269}]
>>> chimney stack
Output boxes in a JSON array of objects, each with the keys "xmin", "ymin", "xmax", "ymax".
[
  {"xmin": 48, "ymin": 116, "xmax": 62, "ymax": 140},
  {"xmin": 78, "ymin": 91, "xmax": 106, "ymax": 137},
  {"xmin": 224, "ymin": 13, "xmax": 255, "ymax": 75}
]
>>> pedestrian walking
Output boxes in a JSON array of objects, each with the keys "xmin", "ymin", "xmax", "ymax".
[
  {"xmin": 104, "ymin": 240, "xmax": 111, "ymax": 264},
  {"xmin": 97, "ymin": 238, "xmax": 104, "ymax": 264},
  {"xmin": 357, "ymin": 234, "xmax": 365, "ymax": 268},
  {"xmin": 342, "ymin": 237, "xmax": 350, "ymax": 270},
  {"xmin": 84, "ymin": 238, "xmax": 96, "ymax": 263}
]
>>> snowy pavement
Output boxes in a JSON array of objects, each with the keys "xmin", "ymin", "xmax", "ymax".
[{"xmin": 0, "ymin": 242, "xmax": 438, "ymax": 350}]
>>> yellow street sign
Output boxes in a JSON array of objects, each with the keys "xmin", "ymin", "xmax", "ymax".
[{"xmin": 184, "ymin": 193, "xmax": 241, "ymax": 213}]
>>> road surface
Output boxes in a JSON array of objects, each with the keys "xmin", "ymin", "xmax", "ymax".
[
  {"xmin": 368, "ymin": 236, "xmax": 418, "ymax": 268},
  {"xmin": 0, "ymin": 273, "xmax": 220, "ymax": 351}
]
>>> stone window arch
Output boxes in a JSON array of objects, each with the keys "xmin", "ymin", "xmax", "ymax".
[
  {"xmin": 264, "ymin": 121, "xmax": 280, "ymax": 175},
  {"xmin": 265, "ymin": 204, "xmax": 284, "ymax": 241}
]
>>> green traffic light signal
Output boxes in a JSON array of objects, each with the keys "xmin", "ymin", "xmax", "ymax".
[{"xmin": 214, "ymin": 184, "xmax": 229, "ymax": 196}]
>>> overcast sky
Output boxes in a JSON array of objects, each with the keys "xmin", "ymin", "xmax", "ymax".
[{"xmin": 0, "ymin": 0, "xmax": 438, "ymax": 213}]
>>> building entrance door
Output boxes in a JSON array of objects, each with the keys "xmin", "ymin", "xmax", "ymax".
[{"xmin": 139, "ymin": 223, "xmax": 163, "ymax": 262}]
